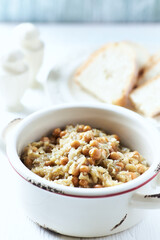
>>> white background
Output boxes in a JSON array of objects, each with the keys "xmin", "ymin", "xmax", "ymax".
[{"xmin": 0, "ymin": 24, "xmax": 160, "ymax": 240}]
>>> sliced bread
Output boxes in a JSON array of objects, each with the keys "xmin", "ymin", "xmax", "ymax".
[
  {"xmin": 150, "ymin": 53, "xmax": 160, "ymax": 65},
  {"xmin": 125, "ymin": 41, "xmax": 150, "ymax": 71},
  {"xmin": 130, "ymin": 75, "xmax": 160, "ymax": 117},
  {"xmin": 138, "ymin": 58, "xmax": 160, "ymax": 86},
  {"xmin": 74, "ymin": 42, "xmax": 137, "ymax": 106}
]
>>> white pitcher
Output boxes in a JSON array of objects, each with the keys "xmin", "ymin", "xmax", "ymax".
[{"xmin": 14, "ymin": 23, "xmax": 44, "ymax": 88}]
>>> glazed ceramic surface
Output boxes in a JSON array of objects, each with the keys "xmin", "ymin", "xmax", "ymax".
[{"xmin": 6, "ymin": 104, "xmax": 160, "ymax": 237}]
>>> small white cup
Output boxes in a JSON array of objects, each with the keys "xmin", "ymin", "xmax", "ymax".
[{"xmin": 0, "ymin": 50, "xmax": 29, "ymax": 111}]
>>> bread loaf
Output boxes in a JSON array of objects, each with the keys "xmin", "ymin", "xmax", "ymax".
[
  {"xmin": 74, "ymin": 42, "xmax": 137, "ymax": 106},
  {"xmin": 125, "ymin": 41, "xmax": 150, "ymax": 71},
  {"xmin": 138, "ymin": 58, "xmax": 160, "ymax": 86},
  {"xmin": 130, "ymin": 76, "xmax": 160, "ymax": 117}
]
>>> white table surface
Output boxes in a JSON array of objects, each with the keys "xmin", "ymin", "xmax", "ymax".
[{"xmin": 0, "ymin": 23, "xmax": 160, "ymax": 240}]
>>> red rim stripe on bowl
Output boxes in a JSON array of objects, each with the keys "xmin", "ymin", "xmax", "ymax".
[{"xmin": 8, "ymin": 156, "xmax": 159, "ymax": 199}]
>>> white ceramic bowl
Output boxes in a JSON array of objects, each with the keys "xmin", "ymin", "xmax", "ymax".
[{"xmin": 6, "ymin": 103, "xmax": 160, "ymax": 237}]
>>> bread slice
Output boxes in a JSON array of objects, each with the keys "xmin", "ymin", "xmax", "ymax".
[
  {"xmin": 138, "ymin": 58, "xmax": 160, "ymax": 86},
  {"xmin": 130, "ymin": 75, "xmax": 160, "ymax": 117},
  {"xmin": 125, "ymin": 41, "xmax": 150, "ymax": 70},
  {"xmin": 150, "ymin": 53, "xmax": 160, "ymax": 65},
  {"xmin": 74, "ymin": 42, "xmax": 137, "ymax": 106}
]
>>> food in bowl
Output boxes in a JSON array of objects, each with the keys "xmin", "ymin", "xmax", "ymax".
[{"xmin": 21, "ymin": 124, "xmax": 149, "ymax": 188}]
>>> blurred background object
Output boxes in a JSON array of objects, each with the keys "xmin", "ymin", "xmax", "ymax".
[
  {"xmin": 0, "ymin": 49, "xmax": 29, "ymax": 111},
  {"xmin": 0, "ymin": 0, "xmax": 159, "ymax": 23},
  {"xmin": 13, "ymin": 23, "xmax": 44, "ymax": 88}
]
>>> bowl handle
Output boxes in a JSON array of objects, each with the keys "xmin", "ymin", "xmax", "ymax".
[
  {"xmin": 130, "ymin": 173, "xmax": 160, "ymax": 209},
  {"xmin": 2, "ymin": 118, "xmax": 23, "ymax": 143},
  {"xmin": 130, "ymin": 124, "xmax": 160, "ymax": 209}
]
